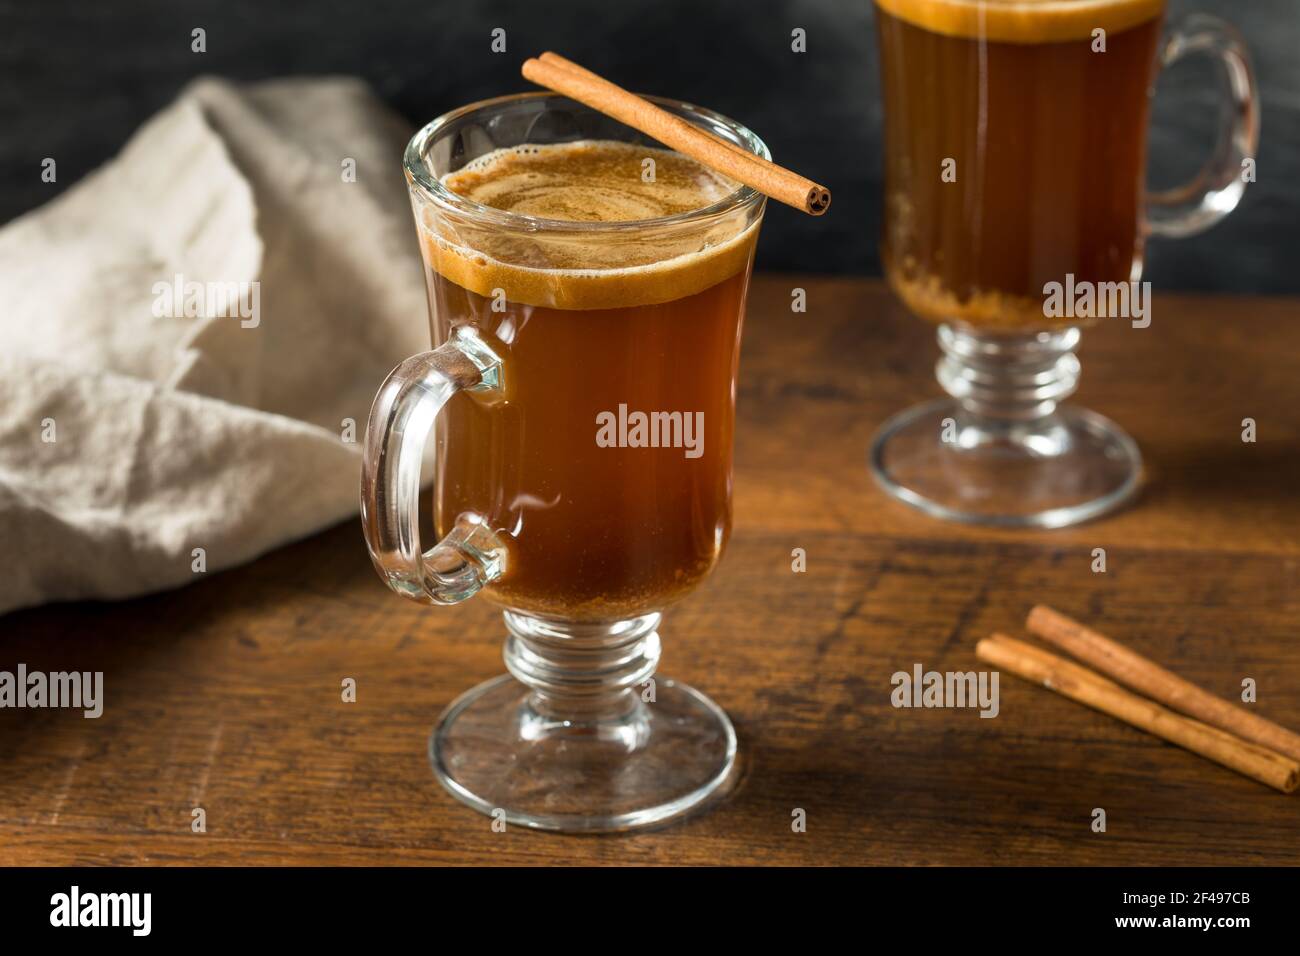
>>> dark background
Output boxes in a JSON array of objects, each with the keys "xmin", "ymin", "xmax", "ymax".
[{"xmin": 2, "ymin": 0, "xmax": 1297, "ymax": 292}]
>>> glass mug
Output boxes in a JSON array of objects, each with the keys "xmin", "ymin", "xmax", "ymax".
[
  {"xmin": 870, "ymin": 0, "xmax": 1259, "ymax": 527},
  {"xmin": 360, "ymin": 93, "xmax": 766, "ymax": 831}
]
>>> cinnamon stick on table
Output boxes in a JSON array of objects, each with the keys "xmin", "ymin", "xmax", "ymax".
[
  {"xmin": 1027, "ymin": 605, "xmax": 1300, "ymax": 763},
  {"xmin": 521, "ymin": 52, "xmax": 831, "ymax": 216},
  {"xmin": 977, "ymin": 634, "xmax": 1300, "ymax": 794}
]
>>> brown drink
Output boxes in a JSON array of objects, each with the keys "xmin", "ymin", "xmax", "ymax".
[
  {"xmin": 422, "ymin": 141, "xmax": 758, "ymax": 621},
  {"xmin": 876, "ymin": 0, "xmax": 1166, "ymax": 330}
]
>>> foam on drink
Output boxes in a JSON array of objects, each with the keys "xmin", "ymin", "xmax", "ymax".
[
  {"xmin": 425, "ymin": 140, "xmax": 760, "ymax": 310},
  {"xmin": 874, "ymin": 0, "xmax": 1163, "ymax": 43},
  {"xmin": 445, "ymin": 140, "xmax": 737, "ymax": 222}
]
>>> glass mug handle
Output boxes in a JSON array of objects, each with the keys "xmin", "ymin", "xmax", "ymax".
[
  {"xmin": 1145, "ymin": 13, "xmax": 1260, "ymax": 239},
  {"xmin": 360, "ymin": 326, "xmax": 507, "ymax": 605}
]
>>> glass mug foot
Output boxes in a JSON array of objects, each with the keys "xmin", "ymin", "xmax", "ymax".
[
  {"xmin": 431, "ymin": 673, "xmax": 738, "ymax": 834},
  {"xmin": 869, "ymin": 324, "xmax": 1141, "ymax": 529},
  {"xmin": 870, "ymin": 397, "xmax": 1142, "ymax": 529},
  {"xmin": 430, "ymin": 610, "xmax": 737, "ymax": 833}
]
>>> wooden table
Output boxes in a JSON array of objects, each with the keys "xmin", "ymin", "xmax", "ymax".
[{"xmin": 2, "ymin": 276, "xmax": 1297, "ymax": 866}]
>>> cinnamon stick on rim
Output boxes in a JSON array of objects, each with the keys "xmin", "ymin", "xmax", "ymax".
[
  {"xmin": 1028, "ymin": 605, "xmax": 1300, "ymax": 763},
  {"xmin": 521, "ymin": 52, "xmax": 831, "ymax": 216},
  {"xmin": 977, "ymin": 634, "xmax": 1300, "ymax": 794}
]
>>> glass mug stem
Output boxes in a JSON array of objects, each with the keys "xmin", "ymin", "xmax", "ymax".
[
  {"xmin": 936, "ymin": 325, "xmax": 1081, "ymax": 425},
  {"xmin": 504, "ymin": 611, "xmax": 661, "ymax": 724}
]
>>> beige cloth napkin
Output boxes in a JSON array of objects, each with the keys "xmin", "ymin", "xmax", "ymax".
[{"xmin": 0, "ymin": 77, "xmax": 430, "ymax": 615}]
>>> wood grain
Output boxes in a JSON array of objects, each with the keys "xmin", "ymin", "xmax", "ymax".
[{"xmin": 1, "ymin": 276, "xmax": 1297, "ymax": 865}]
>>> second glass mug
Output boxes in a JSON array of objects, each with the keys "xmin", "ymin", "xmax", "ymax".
[
  {"xmin": 870, "ymin": 0, "xmax": 1260, "ymax": 528},
  {"xmin": 360, "ymin": 93, "xmax": 767, "ymax": 831}
]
